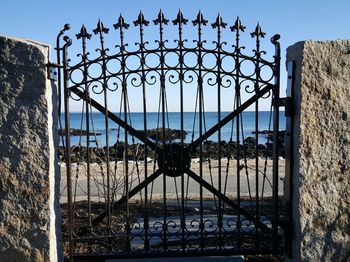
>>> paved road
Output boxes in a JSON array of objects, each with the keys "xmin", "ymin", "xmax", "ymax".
[{"xmin": 107, "ymin": 256, "xmax": 244, "ymax": 262}]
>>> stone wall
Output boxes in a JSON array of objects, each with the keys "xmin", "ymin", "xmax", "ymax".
[
  {"xmin": 287, "ymin": 41, "xmax": 350, "ymax": 261},
  {"xmin": 0, "ymin": 36, "xmax": 61, "ymax": 261}
]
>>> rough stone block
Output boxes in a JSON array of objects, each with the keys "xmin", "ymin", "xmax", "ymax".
[
  {"xmin": 0, "ymin": 36, "xmax": 61, "ymax": 261},
  {"xmin": 287, "ymin": 40, "xmax": 350, "ymax": 261}
]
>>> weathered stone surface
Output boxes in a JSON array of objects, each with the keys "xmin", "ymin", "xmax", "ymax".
[
  {"xmin": 287, "ymin": 41, "xmax": 350, "ymax": 261},
  {"xmin": 0, "ymin": 36, "xmax": 61, "ymax": 261}
]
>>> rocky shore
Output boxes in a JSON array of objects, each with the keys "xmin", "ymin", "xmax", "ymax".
[
  {"xmin": 58, "ymin": 128, "xmax": 102, "ymax": 136},
  {"xmin": 143, "ymin": 128, "xmax": 187, "ymax": 141},
  {"xmin": 57, "ymin": 130, "xmax": 285, "ymax": 163}
]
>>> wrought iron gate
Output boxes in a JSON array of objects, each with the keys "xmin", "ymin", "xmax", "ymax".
[{"xmin": 57, "ymin": 10, "xmax": 286, "ymax": 261}]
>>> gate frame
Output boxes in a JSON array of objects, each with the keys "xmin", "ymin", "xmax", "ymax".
[{"xmin": 56, "ymin": 11, "xmax": 291, "ymax": 261}]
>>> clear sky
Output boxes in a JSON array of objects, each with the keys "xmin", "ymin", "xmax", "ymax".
[{"xmin": 2, "ymin": 0, "xmax": 350, "ymax": 112}]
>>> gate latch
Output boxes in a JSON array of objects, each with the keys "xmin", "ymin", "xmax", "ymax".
[
  {"xmin": 272, "ymin": 97, "xmax": 293, "ymax": 117},
  {"xmin": 279, "ymin": 97, "xmax": 293, "ymax": 117},
  {"xmin": 46, "ymin": 62, "xmax": 60, "ymax": 81}
]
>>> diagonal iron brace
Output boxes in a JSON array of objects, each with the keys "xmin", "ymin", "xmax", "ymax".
[
  {"xmin": 69, "ymin": 86, "xmax": 161, "ymax": 152},
  {"xmin": 92, "ymin": 169, "xmax": 163, "ymax": 226},
  {"xmin": 185, "ymin": 168, "xmax": 272, "ymax": 233},
  {"xmin": 188, "ymin": 83, "xmax": 275, "ymax": 152}
]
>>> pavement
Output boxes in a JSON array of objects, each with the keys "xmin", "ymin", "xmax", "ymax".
[{"xmin": 107, "ymin": 256, "xmax": 244, "ymax": 262}]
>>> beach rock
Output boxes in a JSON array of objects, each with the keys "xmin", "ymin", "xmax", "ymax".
[
  {"xmin": 252, "ymin": 129, "xmax": 271, "ymax": 135},
  {"xmin": 114, "ymin": 142, "xmax": 125, "ymax": 158},
  {"xmin": 145, "ymin": 128, "xmax": 187, "ymax": 141},
  {"xmin": 57, "ymin": 135, "xmax": 286, "ymax": 163},
  {"xmin": 58, "ymin": 128, "xmax": 102, "ymax": 136},
  {"xmin": 244, "ymin": 137, "xmax": 256, "ymax": 146}
]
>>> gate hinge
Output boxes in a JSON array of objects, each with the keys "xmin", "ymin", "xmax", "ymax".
[
  {"xmin": 273, "ymin": 97, "xmax": 293, "ymax": 117},
  {"xmin": 46, "ymin": 62, "xmax": 61, "ymax": 81}
]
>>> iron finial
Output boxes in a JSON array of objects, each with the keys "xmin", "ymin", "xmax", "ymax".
[
  {"xmin": 76, "ymin": 25, "xmax": 92, "ymax": 40},
  {"xmin": 173, "ymin": 10, "xmax": 188, "ymax": 25},
  {"xmin": 230, "ymin": 16, "xmax": 246, "ymax": 33},
  {"xmin": 134, "ymin": 11, "xmax": 149, "ymax": 26},
  {"xmin": 93, "ymin": 19, "xmax": 109, "ymax": 35},
  {"xmin": 192, "ymin": 10, "xmax": 208, "ymax": 26},
  {"xmin": 114, "ymin": 14, "xmax": 130, "ymax": 30},
  {"xmin": 63, "ymin": 23, "xmax": 71, "ymax": 31},
  {"xmin": 271, "ymin": 34, "xmax": 280, "ymax": 46},
  {"xmin": 57, "ymin": 23, "xmax": 71, "ymax": 43},
  {"xmin": 211, "ymin": 13, "xmax": 227, "ymax": 29},
  {"xmin": 154, "ymin": 9, "xmax": 169, "ymax": 25},
  {"xmin": 250, "ymin": 22, "xmax": 266, "ymax": 38},
  {"xmin": 63, "ymin": 35, "xmax": 72, "ymax": 47}
]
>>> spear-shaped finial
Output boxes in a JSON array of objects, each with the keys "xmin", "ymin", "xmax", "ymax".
[
  {"xmin": 230, "ymin": 16, "xmax": 246, "ymax": 33},
  {"xmin": 250, "ymin": 22, "xmax": 266, "ymax": 38},
  {"xmin": 173, "ymin": 10, "xmax": 188, "ymax": 25},
  {"xmin": 76, "ymin": 25, "xmax": 92, "ymax": 40},
  {"xmin": 153, "ymin": 9, "xmax": 169, "ymax": 25},
  {"xmin": 93, "ymin": 19, "xmax": 109, "ymax": 35},
  {"xmin": 211, "ymin": 13, "xmax": 227, "ymax": 29},
  {"xmin": 192, "ymin": 10, "xmax": 208, "ymax": 26},
  {"xmin": 113, "ymin": 14, "xmax": 130, "ymax": 30},
  {"xmin": 134, "ymin": 11, "xmax": 149, "ymax": 26}
]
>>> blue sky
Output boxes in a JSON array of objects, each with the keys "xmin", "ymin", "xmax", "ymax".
[{"xmin": 2, "ymin": 0, "xmax": 350, "ymax": 112}]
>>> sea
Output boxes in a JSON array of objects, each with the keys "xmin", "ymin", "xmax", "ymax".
[{"xmin": 59, "ymin": 111, "xmax": 285, "ymax": 147}]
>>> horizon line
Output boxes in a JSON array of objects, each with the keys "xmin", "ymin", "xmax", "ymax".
[{"xmin": 66, "ymin": 110, "xmax": 284, "ymax": 113}]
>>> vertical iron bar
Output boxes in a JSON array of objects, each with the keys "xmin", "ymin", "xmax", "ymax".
[
  {"xmin": 154, "ymin": 10, "xmax": 169, "ymax": 252},
  {"xmin": 56, "ymin": 24, "xmax": 70, "ymax": 149},
  {"xmin": 114, "ymin": 16, "xmax": 131, "ymax": 251},
  {"xmin": 62, "ymin": 36, "xmax": 73, "ymax": 262},
  {"xmin": 193, "ymin": 11, "xmax": 207, "ymax": 250},
  {"xmin": 212, "ymin": 14, "xmax": 226, "ymax": 249},
  {"xmin": 134, "ymin": 12, "xmax": 150, "ymax": 252},
  {"xmin": 254, "ymin": 35, "xmax": 260, "ymax": 245},
  {"xmin": 231, "ymin": 17, "xmax": 245, "ymax": 250},
  {"xmin": 251, "ymin": 24, "xmax": 265, "ymax": 247},
  {"xmin": 179, "ymin": 17, "xmax": 186, "ymax": 253},
  {"xmin": 217, "ymin": 17, "xmax": 222, "ymax": 250},
  {"xmin": 93, "ymin": 19, "xmax": 112, "ymax": 231},
  {"xmin": 56, "ymin": 30, "xmax": 62, "ymax": 116},
  {"xmin": 235, "ymin": 26, "xmax": 241, "ymax": 252},
  {"xmin": 271, "ymin": 34, "xmax": 281, "ymax": 255},
  {"xmin": 173, "ymin": 10, "xmax": 188, "ymax": 252},
  {"xmin": 199, "ymin": 25, "xmax": 204, "ymax": 252},
  {"xmin": 217, "ymin": 24, "xmax": 223, "ymax": 250},
  {"xmin": 76, "ymin": 25, "xmax": 93, "ymax": 234}
]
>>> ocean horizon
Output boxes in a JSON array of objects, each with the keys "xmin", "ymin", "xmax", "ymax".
[{"xmin": 59, "ymin": 111, "xmax": 285, "ymax": 147}]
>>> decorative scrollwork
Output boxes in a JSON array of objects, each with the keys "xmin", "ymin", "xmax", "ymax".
[
  {"xmin": 91, "ymin": 80, "xmax": 104, "ymax": 95},
  {"xmin": 203, "ymin": 219, "xmax": 217, "ymax": 232},
  {"xmin": 221, "ymin": 74, "xmax": 234, "ymax": 88},
  {"xmin": 129, "ymin": 72, "xmax": 143, "ymax": 88},
  {"xmin": 166, "ymin": 69, "xmax": 181, "ymax": 85}
]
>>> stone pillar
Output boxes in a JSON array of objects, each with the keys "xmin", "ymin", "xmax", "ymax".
[
  {"xmin": 0, "ymin": 36, "xmax": 61, "ymax": 261},
  {"xmin": 286, "ymin": 41, "xmax": 350, "ymax": 261}
]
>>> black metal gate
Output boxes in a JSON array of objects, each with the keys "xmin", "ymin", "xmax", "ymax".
[{"xmin": 56, "ymin": 11, "xmax": 286, "ymax": 261}]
